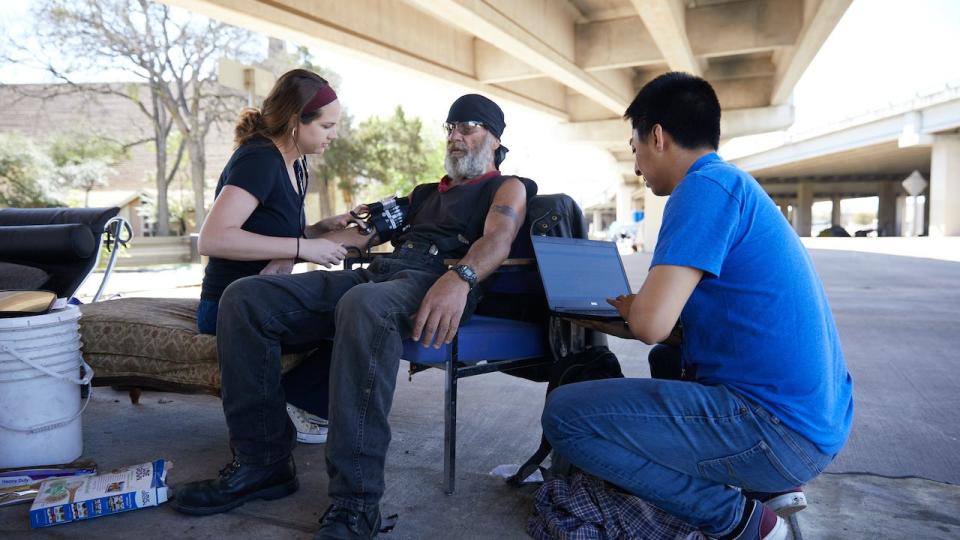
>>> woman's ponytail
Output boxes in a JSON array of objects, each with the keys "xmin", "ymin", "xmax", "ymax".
[{"xmin": 234, "ymin": 107, "xmax": 266, "ymax": 147}]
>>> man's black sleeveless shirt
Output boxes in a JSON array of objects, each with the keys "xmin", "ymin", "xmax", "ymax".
[{"xmin": 395, "ymin": 174, "xmax": 536, "ymax": 259}]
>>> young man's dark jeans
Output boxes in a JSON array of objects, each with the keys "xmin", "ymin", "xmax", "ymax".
[
  {"xmin": 541, "ymin": 343, "xmax": 834, "ymax": 537},
  {"xmin": 216, "ymin": 256, "xmax": 468, "ymax": 511}
]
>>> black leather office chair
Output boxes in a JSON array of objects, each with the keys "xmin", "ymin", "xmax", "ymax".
[{"xmin": 0, "ymin": 207, "xmax": 130, "ymax": 300}]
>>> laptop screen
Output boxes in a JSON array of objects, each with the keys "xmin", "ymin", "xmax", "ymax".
[{"xmin": 531, "ymin": 236, "xmax": 632, "ymax": 310}]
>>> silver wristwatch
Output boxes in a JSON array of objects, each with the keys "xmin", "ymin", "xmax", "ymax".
[{"xmin": 449, "ymin": 263, "xmax": 478, "ymax": 289}]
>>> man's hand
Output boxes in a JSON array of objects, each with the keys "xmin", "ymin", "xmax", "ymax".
[
  {"xmin": 313, "ymin": 205, "xmax": 369, "ymax": 234},
  {"xmin": 411, "ymin": 272, "xmax": 470, "ymax": 349},
  {"xmin": 259, "ymin": 258, "xmax": 295, "ymax": 275}
]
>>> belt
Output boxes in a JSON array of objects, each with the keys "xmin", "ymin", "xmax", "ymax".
[
  {"xmin": 389, "ymin": 241, "xmax": 447, "ymax": 268},
  {"xmin": 396, "ymin": 240, "xmax": 439, "ymax": 256}
]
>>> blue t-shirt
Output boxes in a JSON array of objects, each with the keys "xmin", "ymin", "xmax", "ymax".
[
  {"xmin": 651, "ymin": 152, "xmax": 853, "ymax": 454},
  {"xmin": 200, "ymin": 137, "xmax": 305, "ymax": 301}
]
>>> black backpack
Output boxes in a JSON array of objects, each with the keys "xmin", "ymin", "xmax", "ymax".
[{"xmin": 507, "ymin": 344, "xmax": 623, "ymax": 486}]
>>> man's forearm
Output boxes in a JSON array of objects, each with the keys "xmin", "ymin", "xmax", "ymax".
[
  {"xmin": 304, "ymin": 222, "xmax": 327, "ymax": 238},
  {"xmin": 456, "ymin": 235, "xmax": 513, "ymax": 281}
]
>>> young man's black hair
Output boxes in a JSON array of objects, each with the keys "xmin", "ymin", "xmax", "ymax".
[{"xmin": 623, "ymin": 72, "xmax": 722, "ymax": 150}]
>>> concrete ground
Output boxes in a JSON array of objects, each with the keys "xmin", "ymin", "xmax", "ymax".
[{"xmin": 2, "ymin": 245, "xmax": 959, "ymax": 539}]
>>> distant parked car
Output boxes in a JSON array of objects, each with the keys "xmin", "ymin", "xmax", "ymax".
[{"xmin": 818, "ymin": 225, "xmax": 851, "ymax": 237}]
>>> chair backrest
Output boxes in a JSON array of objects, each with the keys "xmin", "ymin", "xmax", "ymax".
[
  {"xmin": 476, "ymin": 193, "xmax": 589, "ymax": 320},
  {"xmin": 0, "ymin": 207, "xmax": 121, "ymax": 298}
]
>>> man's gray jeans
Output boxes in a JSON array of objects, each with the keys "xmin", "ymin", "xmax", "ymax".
[{"xmin": 217, "ymin": 256, "xmax": 472, "ymax": 511}]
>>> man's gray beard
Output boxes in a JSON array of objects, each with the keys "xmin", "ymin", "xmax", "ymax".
[{"xmin": 444, "ymin": 134, "xmax": 496, "ymax": 181}]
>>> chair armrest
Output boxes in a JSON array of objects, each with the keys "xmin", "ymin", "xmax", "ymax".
[
  {"xmin": 0, "ymin": 224, "xmax": 97, "ymax": 262},
  {"xmin": 442, "ymin": 258, "xmax": 535, "ymax": 268}
]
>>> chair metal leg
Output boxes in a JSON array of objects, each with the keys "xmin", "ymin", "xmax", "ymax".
[{"xmin": 443, "ymin": 339, "xmax": 459, "ymax": 494}]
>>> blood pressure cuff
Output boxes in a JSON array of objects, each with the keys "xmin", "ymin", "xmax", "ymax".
[{"xmin": 360, "ymin": 196, "xmax": 411, "ymax": 243}]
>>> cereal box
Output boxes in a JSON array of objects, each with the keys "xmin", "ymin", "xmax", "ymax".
[{"xmin": 29, "ymin": 460, "xmax": 168, "ymax": 528}]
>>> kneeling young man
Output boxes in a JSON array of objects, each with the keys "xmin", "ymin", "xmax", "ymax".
[{"xmin": 541, "ymin": 73, "xmax": 854, "ymax": 540}]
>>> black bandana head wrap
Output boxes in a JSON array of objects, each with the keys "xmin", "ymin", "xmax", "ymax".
[{"xmin": 446, "ymin": 94, "xmax": 509, "ymax": 167}]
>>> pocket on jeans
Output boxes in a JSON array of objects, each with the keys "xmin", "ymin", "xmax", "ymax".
[{"xmin": 697, "ymin": 441, "xmax": 804, "ymax": 492}]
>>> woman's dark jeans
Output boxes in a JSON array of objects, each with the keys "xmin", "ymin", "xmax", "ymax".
[{"xmin": 198, "ymin": 298, "xmax": 331, "ymax": 419}]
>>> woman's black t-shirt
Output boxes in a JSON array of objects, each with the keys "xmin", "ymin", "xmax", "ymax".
[{"xmin": 200, "ymin": 136, "xmax": 305, "ymax": 301}]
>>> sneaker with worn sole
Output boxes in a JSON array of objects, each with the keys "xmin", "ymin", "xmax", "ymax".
[
  {"xmin": 743, "ymin": 487, "xmax": 807, "ymax": 517},
  {"xmin": 287, "ymin": 403, "xmax": 328, "ymax": 444}
]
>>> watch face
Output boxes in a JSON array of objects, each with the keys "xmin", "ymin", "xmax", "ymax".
[{"xmin": 456, "ymin": 264, "xmax": 477, "ymax": 285}]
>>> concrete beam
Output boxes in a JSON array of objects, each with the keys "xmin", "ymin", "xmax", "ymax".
[
  {"xmin": 492, "ymin": 78, "xmax": 567, "ymax": 112},
  {"xmin": 771, "ymin": 0, "xmax": 853, "ymax": 105},
  {"xmin": 406, "ymin": 0, "xmax": 630, "ymax": 114},
  {"xmin": 558, "ymin": 105, "xmax": 794, "ymax": 149},
  {"xmin": 629, "ymin": 0, "xmax": 701, "ymax": 75},
  {"xmin": 158, "ymin": 0, "xmax": 569, "ymax": 119},
  {"xmin": 475, "ymin": 41, "xmax": 538, "ymax": 83},
  {"xmin": 687, "ymin": 0, "xmax": 802, "ymax": 59},
  {"xmin": 713, "ymin": 76, "xmax": 775, "ymax": 110},
  {"xmin": 575, "ymin": 0, "xmax": 800, "ymax": 73},
  {"xmin": 760, "ymin": 181, "xmax": 890, "ymax": 197}
]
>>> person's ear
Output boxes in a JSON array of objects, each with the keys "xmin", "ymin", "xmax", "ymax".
[{"xmin": 652, "ymin": 124, "xmax": 665, "ymax": 153}]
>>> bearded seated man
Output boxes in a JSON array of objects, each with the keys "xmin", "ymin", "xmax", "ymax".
[{"xmin": 171, "ymin": 94, "xmax": 537, "ymax": 540}]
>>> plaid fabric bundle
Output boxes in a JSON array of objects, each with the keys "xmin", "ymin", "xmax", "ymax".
[{"xmin": 527, "ymin": 473, "xmax": 704, "ymax": 540}]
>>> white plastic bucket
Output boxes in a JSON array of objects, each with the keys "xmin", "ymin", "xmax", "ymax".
[{"xmin": 0, "ymin": 305, "xmax": 93, "ymax": 468}]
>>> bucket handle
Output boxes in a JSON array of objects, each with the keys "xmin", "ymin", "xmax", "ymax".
[
  {"xmin": 0, "ymin": 341, "xmax": 94, "ymax": 434},
  {"xmin": 0, "ymin": 387, "xmax": 92, "ymax": 434},
  {"xmin": 0, "ymin": 342, "xmax": 94, "ymax": 386}
]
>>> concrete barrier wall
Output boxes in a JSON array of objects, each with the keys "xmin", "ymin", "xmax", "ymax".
[{"xmin": 801, "ymin": 237, "xmax": 960, "ymax": 262}]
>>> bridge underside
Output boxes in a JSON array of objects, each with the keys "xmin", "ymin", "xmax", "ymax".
[{"xmin": 164, "ymin": 0, "xmax": 850, "ymax": 171}]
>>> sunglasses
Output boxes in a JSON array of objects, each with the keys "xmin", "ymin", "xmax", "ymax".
[{"xmin": 443, "ymin": 121, "xmax": 485, "ymax": 136}]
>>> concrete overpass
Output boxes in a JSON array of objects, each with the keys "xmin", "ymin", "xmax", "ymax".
[
  {"xmin": 730, "ymin": 85, "xmax": 960, "ymax": 239},
  {"xmin": 161, "ymin": 0, "xmax": 851, "ymax": 222}
]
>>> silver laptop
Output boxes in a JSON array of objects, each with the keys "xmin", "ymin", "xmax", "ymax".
[{"xmin": 531, "ymin": 236, "xmax": 631, "ymax": 321}]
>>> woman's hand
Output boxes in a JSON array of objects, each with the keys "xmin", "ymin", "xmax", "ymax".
[
  {"xmin": 299, "ymin": 237, "xmax": 348, "ymax": 267},
  {"xmin": 260, "ymin": 258, "xmax": 295, "ymax": 275}
]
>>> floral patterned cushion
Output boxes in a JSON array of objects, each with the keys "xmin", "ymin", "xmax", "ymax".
[{"xmin": 79, "ymin": 297, "xmax": 303, "ymax": 395}]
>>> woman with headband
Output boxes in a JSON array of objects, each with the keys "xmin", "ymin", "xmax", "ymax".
[{"xmin": 197, "ymin": 69, "xmax": 351, "ymax": 445}]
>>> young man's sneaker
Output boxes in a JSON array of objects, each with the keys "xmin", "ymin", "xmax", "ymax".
[
  {"xmin": 721, "ymin": 500, "xmax": 788, "ymax": 540},
  {"xmin": 743, "ymin": 487, "xmax": 807, "ymax": 517},
  {"xmin": 287, "ymin": 403, "xmax": 328, "ymax": 444}
]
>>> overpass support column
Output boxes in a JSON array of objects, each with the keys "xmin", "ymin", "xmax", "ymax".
[
  {"xmin": 641, "ymin": 186, "xmax": 667, "ymax": 253},
  {"xmin": 616, "ymin": 181, "xmax": 634, "ymax": 225},
  {"xmin": 930, "ymin": 134, "xmax": 960, "ymax": 236},
  {"xmin": 877, "ymin": 182, "xmax": 898, "ymax": 236},
  {"xmin": 831, "ymin": 195, "xmax": 842, "ymax": 226},
  {"xmin": 793, "ymin": 182, "xmax": 813, "ymax": 237}
]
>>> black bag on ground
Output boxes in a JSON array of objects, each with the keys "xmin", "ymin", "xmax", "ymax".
[{"xmin": 507, "ymin": 344, "xmax": 623, "ymax": 486}]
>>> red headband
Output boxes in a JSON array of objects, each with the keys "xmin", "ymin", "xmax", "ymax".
[{"xmin": 302, "ymin": 85, "xmax": 338, "ymax": 115}]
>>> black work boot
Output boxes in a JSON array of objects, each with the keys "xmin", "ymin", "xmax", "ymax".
[
  {"xmin": 170, "ymin": 456, "xmax": 298, "ymax": 515},
  {"xmin": 314, "ymin": 504, "xmax": 383, "ymax": 539}
]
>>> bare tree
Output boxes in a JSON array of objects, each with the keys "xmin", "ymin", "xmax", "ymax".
[{"xmin": 8, "ymin": 0, "xmax": 256, "ymax": 234}]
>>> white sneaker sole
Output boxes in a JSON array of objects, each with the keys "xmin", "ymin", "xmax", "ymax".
[
  {"xmin": 764, "ymin": 516, "xmax": 789, "ymax": 540},
  {"xmin": 765, "ymin": 491, "xmax": 808, "ymax": 517}
]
